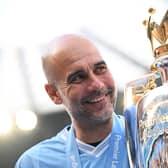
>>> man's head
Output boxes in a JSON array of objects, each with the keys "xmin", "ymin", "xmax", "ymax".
[{"xmin": 42, "ymin": 34, "xmax": 117, "ymax": 127}]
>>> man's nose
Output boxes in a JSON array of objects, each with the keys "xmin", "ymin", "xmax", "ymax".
[{"xmin": 87, "ymin": 73, "xmax": 105, "ymax": 91}]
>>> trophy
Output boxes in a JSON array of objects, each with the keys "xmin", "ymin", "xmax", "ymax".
[{"xmin": 124, "ymin": 8, "xmax": 168, "ymax": 168}]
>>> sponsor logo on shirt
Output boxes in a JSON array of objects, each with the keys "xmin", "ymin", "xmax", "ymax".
[
  {"xmin": 70, "ymin": 155, "xmax": 78, "ymax": 168},
  {"xmin": 111, "ymin": 134, "xmax": 121, "ymax": 168}
]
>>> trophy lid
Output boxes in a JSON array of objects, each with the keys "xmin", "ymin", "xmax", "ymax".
[{"xmin": 144, "ymin": 8, "xmax": 168, "ymax": 58}]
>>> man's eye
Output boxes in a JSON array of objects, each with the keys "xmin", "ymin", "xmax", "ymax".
[
  {"xmin": 95, "ymin": 65, "xmax": 107, "ymax": 74},
  {"xmin": 69, "ymin": 74, "xmax": 86, "ymax": 83}
]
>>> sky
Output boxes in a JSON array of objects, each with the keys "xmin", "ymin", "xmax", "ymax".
[{"xmin": 0, "ymin": 0, "xmax": 167, "ymax": 47}]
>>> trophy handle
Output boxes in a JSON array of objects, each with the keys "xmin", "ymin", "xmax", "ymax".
[{"xmin": 124, "ymin": 72, "xmax": 162, "ymax": 110}]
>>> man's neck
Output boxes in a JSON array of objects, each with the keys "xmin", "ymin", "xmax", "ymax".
[{"xmin": 72, "ymin": 117, "xmax": 113, "ymax": 144}]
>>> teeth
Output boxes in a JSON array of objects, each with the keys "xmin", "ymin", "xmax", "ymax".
[{"xmin": 89, "ymin": 97, "xmax": 104, "ymax": 103}]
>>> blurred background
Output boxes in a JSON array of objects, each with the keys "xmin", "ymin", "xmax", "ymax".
[{"xmin": 0, "ymin": 0, "xmax": 167, "ymax": 167}]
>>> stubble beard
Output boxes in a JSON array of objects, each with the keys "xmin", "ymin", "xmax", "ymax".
[
  {"xmin": 70, "ymin": 99, "xmax": 115, "ymax": 128},
  {"xmin": 67, "ymin": 87, "xmax": 116, "ymax": 128}
]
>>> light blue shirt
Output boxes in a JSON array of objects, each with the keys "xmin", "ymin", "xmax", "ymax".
[{"xmin": 15, "ymin": 113, "xmax": 130, "ymax": 168}]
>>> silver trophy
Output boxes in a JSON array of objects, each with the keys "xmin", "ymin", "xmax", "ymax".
[{"xmin": 124, "ymin": 8, "xmax": 168, "ymax": 168}]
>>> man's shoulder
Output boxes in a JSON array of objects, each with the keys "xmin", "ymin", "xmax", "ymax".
[
  {"xmin": 113, "ymin": 112, "xmax": 124, "ymax": 122},
  {"xmin": 15, "ymin": 125, "xmax": 71, "ymax": 168},
  {"xmin": 30, "ymin": 125, "xmax": 70, "ymax": 152},
  {"xmin": 113, "ymin": 112, "xmax": 125, "ymax": 132}
]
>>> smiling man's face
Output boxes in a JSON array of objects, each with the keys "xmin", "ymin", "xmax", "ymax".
[{"xmin": 44, "ymin": 35, "xmax": 117, "ymax": 126}]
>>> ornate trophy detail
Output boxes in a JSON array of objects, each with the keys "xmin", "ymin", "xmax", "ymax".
[{"xmin": 124, "ymin": 8, "xmax": 168, "ymax": 168}]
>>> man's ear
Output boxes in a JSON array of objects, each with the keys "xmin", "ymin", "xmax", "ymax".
[{"xmin": 44, "ymin": 84, "xmax": 63, "ymax": 104}]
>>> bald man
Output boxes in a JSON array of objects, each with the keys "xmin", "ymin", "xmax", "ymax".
[{"xmin": 15, "ymin": 34, "xmax": 130, "ymax": 168}]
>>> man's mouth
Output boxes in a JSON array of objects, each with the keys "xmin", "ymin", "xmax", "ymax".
[
  {"xmin": 87, "ymin": 96, "xmax": 105, "ymax": 104},
  {"xmin": 81, "ymin": 88, "xmax": 113, "ymax": 105}
]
